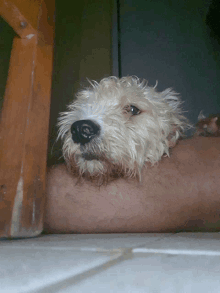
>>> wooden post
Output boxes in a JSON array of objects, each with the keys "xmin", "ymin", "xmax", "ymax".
[{"xmin": 0, "ymin": 0, "xmax": 55, "ymax": 238}]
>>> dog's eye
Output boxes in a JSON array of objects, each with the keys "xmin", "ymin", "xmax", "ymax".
[
  {"xmin": 127, "ymin": 105, "xmax": 141, "ymax": 116},
  {"xmin": 130, "ymin": 105, "xmax": 141, "ymax": 115},
  {"xmin": 123, "ymin": 105, "xmax": 141, "ymax": 116}
]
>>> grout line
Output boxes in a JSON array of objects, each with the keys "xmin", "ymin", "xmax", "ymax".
[
  {"xmin": 0, "ymin": 234, "xmax": 172, "ymax": 252},
  {"xmin": 0, "ymin": 245, "xmax": 123, "ymax": 252},
  {"xmin": 29, "ymin": 249, "xmax": 134, "ymax": 293},
  {"xmin": 3, "ymin": 244, "xmax": 220, "ymax": 256}
]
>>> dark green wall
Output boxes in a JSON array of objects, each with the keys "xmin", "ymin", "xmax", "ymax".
[
  {"xmin": 48, "ymin": 0, "xmax": 113, "ymax": 165},
  {"xmin": 120, "ymin": 0, "xmax": 220, "ymax": 128},
  {"xmin": 0, "ymin": 17, "xmax": 15, "ymax": 110}
]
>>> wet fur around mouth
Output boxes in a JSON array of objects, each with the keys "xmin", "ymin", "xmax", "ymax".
[{"xmin": 81, "ymin": 152, "xmax": 100, "ymax": 161}]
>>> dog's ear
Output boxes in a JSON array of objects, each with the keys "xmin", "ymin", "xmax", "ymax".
[{"xmin": 198, "ymin": 110, "xmax": 206, "ymax": 121}]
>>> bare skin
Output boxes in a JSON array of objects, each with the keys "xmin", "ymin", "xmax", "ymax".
[{"xmin": 45, "ymin": 137, "xmax": 220, "ymax": 233}]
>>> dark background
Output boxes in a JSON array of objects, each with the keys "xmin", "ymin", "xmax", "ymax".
[{"xmin": 1, "ymin": 0, "xmax": 220, "ymax": 166}]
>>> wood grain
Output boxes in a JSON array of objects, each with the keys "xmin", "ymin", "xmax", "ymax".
[{"xmin": 0, "ymin": 0, "xmax": 54, "ymax": 238}]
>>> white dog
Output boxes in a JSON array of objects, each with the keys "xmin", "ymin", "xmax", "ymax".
[{"xmin": 58, "ymin": 76, "xmax": 190, "ymax": 184}]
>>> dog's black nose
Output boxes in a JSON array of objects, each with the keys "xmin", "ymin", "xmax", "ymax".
[{"xmin": 71, "ymin": 120, "xmax": 100, "ymax": 145}]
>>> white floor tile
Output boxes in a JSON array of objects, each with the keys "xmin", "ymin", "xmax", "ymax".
[
  {"xmin": 0, "ymin": 247, "xmax": 121, "ymax": 293},
  {"xmin": 1, "ymin": 233, "xmax": 220, "ymax": 293},
  {"xmin": 61, "ymin": 254, "xmax": 220, "ymax": 293},
  {"xmin": 133, "ymin": 232, "xmax": 220, "ymax": 255}
]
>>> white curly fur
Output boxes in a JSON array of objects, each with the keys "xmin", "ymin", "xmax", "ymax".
[{"xmin": 58, "ymin": 76, "xmax": 190, "ymax": 184}]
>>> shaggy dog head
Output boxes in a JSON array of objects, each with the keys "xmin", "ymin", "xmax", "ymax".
[{"xmin": 58, "ymin": 76, "xmax": 190, "ymax": 184}]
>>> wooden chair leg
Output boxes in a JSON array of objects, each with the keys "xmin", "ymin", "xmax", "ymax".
[{"xmin": 0, "ymin": 0, "xmax": 54, "ymax": 238}]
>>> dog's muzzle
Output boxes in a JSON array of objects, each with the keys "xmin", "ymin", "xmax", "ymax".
[{"xmin": 71, "ymin": 120, "xmax": 100, "ymax": 145}]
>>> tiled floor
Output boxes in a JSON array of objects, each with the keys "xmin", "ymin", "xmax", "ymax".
[{"xmin": 1, "ymin": 233, "xmax": 220, "ymax": 292}]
